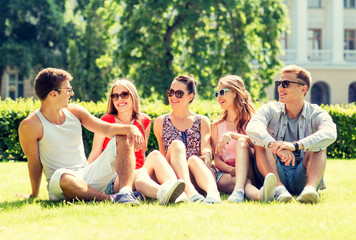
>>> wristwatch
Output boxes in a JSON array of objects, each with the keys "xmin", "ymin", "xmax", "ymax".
[{"xmin": 292, "ymin": 141, "xmax": 299, "ymax": 152}]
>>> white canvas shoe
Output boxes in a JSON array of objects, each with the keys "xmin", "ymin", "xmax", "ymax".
[{"xmin": 157, "ymin": 179, "xmax": 185, "ymax": 205}]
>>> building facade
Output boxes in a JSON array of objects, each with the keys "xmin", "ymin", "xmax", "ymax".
[{"xmin": 265, "ymin": 0, "xmax": 356, "ymax": 105}]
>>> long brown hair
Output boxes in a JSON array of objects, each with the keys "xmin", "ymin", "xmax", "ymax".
[{"xmin": 216, "ymin": 75, "xmax": 255, "ymax": 134}]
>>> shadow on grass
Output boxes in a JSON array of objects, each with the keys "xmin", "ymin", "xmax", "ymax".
[{"xmin": 0, "ymin": 198, "xmax": 107, "ymax": 211}]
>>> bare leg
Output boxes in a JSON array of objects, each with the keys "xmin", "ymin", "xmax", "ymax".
[
  {"xmin": 115, "ymin": 135, "xmax": 135, "ymax": 190},
  {"xmin": 244, "ymin": 178, "xmax": 261, "ymax": 201},
  {"xmin": 255, "ymin": 145, "xmax": 284, "ymax": 187},
  {"xmin": 234, "ymin": 138, "xmax": 250, "ymax": 191},
  {"xmin": 60, "ymin": 174, "xmax": 110, "ymax": 201},
  {"xmin": 217, "ymin": 174, "xmax": 235, "ymax": 193},
  {"xmin": 166, "ymin": 140, "xmax": 199, "ymax": 199},
  {"xmin": 134, "ymin": 168, "xmax": 160, "ymax": 199},
  {"xmin": 188, "ymin": 156, "xmax": 220, "ymax": 199},
  {"xmin": 303, "ymin": 151, "xmax": 327, "ymax": 189},
  {"xmin": 143, "ymin": 150, "xmax": 177, "ymax": 184}
]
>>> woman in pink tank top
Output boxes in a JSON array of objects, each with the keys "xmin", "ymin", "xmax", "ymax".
[{"xmin": 212, "ymin": 75, "xmax": 276, "ymax": 203}]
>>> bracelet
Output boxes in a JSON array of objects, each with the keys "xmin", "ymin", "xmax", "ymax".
[{"xmin": 292, "ymin": 141, "xmax": 299, "ymax": 152}]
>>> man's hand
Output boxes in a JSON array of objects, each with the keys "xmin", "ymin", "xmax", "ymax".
[
  {"xmin": 15, "ymin": 193, "xmax": 37, "ymax": 199},
  {"xmin": 276, "ymin": 149, "xmax": 295, "ymax": 166},
  {"xmin": 269, "ymin": 141, "xmax": 295, "ymax": 154},
  {"xmin": 127, "ymin": 126, "xmax": 145, "ymax": 151}
]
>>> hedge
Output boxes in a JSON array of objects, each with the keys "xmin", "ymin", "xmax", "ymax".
[{"xmin": 0, "ymin": 98, "xmax": 355, "ymax": 161}]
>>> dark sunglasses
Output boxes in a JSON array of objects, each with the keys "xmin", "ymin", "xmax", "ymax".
[
  {"xmin": 111, "ymin": 91, "xmax": 130, "ymax": 100},
  {"xmin": 275, "ymin": 80, "xmax": 305, "ymax": 88},
  {"xmin": 214, "ymin": 88, "xmax": 232, "ymax": 98},
  {"xmin": 167, "ymin": 89, "xmax": 185, "ymax": 98}
]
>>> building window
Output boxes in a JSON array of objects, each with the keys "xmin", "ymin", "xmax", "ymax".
[
  {"xmin": 349, "ymin": 82, "xmax": 356, "ymax": 103},
  {"xmin": 308, "ymin": 29, "xmax": 322, "ymax": 50},
  {"xmin": 308, "ymin": 0, "xmax": 322, "ymax": 8},
  {"xmin": 345, "ymin": 30, "xmax": 356, "ymax": 50},
  {"xmin": 280, "ymin": 31, "xmax": 288, "ymax": 49},
  {"xmin": 6, "ymin": 73, "xmax": 24, "ymax": 99},
  {"xmin": 311, "ymin": 82, "xmax": 330, "ymax": 105},
  {"xmin": 344, "ymin": 0, "xmax": 356, "ymax": 8}
]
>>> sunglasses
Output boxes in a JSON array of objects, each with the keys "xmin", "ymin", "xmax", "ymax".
[
  {"xmin": 167, "ymin": 89, "xmax": 185, "ymax": 98},
  {"xmin": 54, "ymin": 87, "xmax": 74, "ymax": 94},
  {"xmin": 111, "ymin": 91, "xmax": 130, "ymax": 101},
  {"xmin": 214, "ymin": 88, "xmax": 232, "ymax": 98},
  {"xmin": 275, "ymin": 80, "xmax": 305, "ymax": 88}
]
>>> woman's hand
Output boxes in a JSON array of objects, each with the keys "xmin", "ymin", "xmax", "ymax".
[{"xmin": 215, "ymin": 134, "xmax": 231, "ymax": 155}]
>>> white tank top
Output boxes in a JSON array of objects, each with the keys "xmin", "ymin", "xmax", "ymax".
[{"xmin": 36, "ymin": 108, "xmax": 88, "ymax": 184}]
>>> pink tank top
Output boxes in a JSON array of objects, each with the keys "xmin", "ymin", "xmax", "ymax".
[{"xmin": 217, "ymin": 121, "xmax": 237, "ymax": 166}]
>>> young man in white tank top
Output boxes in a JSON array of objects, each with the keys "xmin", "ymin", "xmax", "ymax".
[{"xmin": 18, "ymin": 68, "xmax": 145, "ymax": 205}]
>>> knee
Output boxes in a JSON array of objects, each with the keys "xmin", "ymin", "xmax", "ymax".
[
  {"xmin": 59, "ymin": 173, "xmax": 77, "ymax": 190},
  {"xmin": 169, "ymin": 140, "xmax": 186, "ymax": 152},
  {"xmin": 236, "ymin": 138, "xmax": 248, "ymax": 148},
  {"xmin": 115, "ymin": 135, "xmax": 129, "ymax": 147},
  {"xmin": 147, "ymin": 150, "xmax": 163, "ymax": 160},
  {"xmin": 187, "ymin": 156, "xmax": 201, "ymax": 169},
  {"xmin": 134, "ymin": 168, "xmax": 148, "ymax": 181}
]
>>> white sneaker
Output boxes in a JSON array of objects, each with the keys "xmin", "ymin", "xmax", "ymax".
[
  {"xmin": 157, "ymin": 179, "xmax": 185, "ymax": 205},
  {"xmin": 175, "ymin": 192, "xmax": 188, "ymax": 203},
  {"xmin": 260, "ymin": 173, "xmax": 277, "ymax": 202},
  {"xmin": 296, "ymin": 185, "xmax": 319, "ymax": 204}
]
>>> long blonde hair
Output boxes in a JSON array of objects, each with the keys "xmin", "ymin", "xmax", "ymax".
[
  {"xmin": 216, "ymin": 75, "xmax": 255, "ymax": 134},
  {"xmin": 106, "ymin": 78, "xmax": 143, "ymax": 126}
]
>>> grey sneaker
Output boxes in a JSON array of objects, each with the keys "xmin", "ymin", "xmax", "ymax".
[
  {"xmin": 274, "ymin": 186, "xmax": 293, "ymax": 203},
  {"xmin": 110, "ymin": 192, "xmax": 141, "ymax": 205},
  {"xmin": 260, "ymin": 173, "xmax": 277, "ymax": 202},
  {"xmin": 296, "ymin": 185, "xmax": 319, "ymax": 204},
  {"xmin": 157, "ymin": 179, "xmax": 185, "ymax": 205},
  {"xmin": 228, "ymin": 189, "xmax": 245, "ymax": 203}
]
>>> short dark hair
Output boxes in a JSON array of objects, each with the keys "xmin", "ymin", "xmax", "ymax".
[
  {"xmin": 173, "ymin": 75, "xmax": 197, "ymax": 103},
  {"xmin": 34, "ymin": 68, "xmax": 73, "ymax": 100}
]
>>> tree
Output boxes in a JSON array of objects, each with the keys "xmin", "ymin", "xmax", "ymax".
[
  {"xmin": 67, "ymin": 0, "xmax": 118, "ymax": 101},
  {"xmin": 114, "ymin": 0, "xmax": 288, "ymax": 101},
  {"xmin": 0, "ymin": 0, "xmax": 69, "ymax": 82}
]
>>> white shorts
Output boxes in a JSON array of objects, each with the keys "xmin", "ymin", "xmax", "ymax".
[{"xmin": 48, "ymin": 137, "xmax": 118, "ymax": 200}]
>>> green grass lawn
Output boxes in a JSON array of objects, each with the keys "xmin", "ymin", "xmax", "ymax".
[{"xmin": 0, "ymin": 160, "xmax": 355, "ymax": 240}]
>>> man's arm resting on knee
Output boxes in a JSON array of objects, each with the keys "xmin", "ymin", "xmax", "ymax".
[{"xmin": 68, "ymin": 104, "xmax": 144, "ymax": 151}]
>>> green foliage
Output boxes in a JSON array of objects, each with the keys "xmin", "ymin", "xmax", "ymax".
[
  {"xmin": 66, "ymin": 0, "xmax": 118, "ymax": 101},
  {"xmin": 1, "ymin": 98, "xmax": 354, "ymax": 161},
  {"xmin": 0, "ymin": 0, "xmax": 69, "ymax": 76},
  {"xmin": 112, "ymin": 0, "xmax": 288, "ymax": 100}
]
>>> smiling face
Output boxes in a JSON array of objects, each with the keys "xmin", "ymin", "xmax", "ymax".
[
  {"xmin": 216, "ymin": 82, "xmax": 235, "ymax": 111},
  {"xmin": 56, "ymin": 80, "xmax": 74, "ymax": 108},
  {"xmin": 168, "ymin": 80, "xmax": 193, "ymax": 108},
  {"xmin": 278, "ymin": 72, "xmax": 307, "ymax": 105},
  {"xmin": 112, "ymin": 85, "xmax": 133, "ymax": 114}
]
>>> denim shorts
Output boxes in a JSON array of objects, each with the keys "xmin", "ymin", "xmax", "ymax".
[
  {"xmin": 276, "ymin": 157, "xmax": 307, "ymax": 195},
  {"xmin": 211, "ymin": 167, "xmax": 226, "ymax": 184},
  {"xmin": 104, "ymin": 174, "xmax": 118, "ymax": 195}
]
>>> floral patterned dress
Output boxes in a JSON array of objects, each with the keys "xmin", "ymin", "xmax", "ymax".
[{"xmin": 162, "ymin": 113, "xmax": 201, "ymax": 160}]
